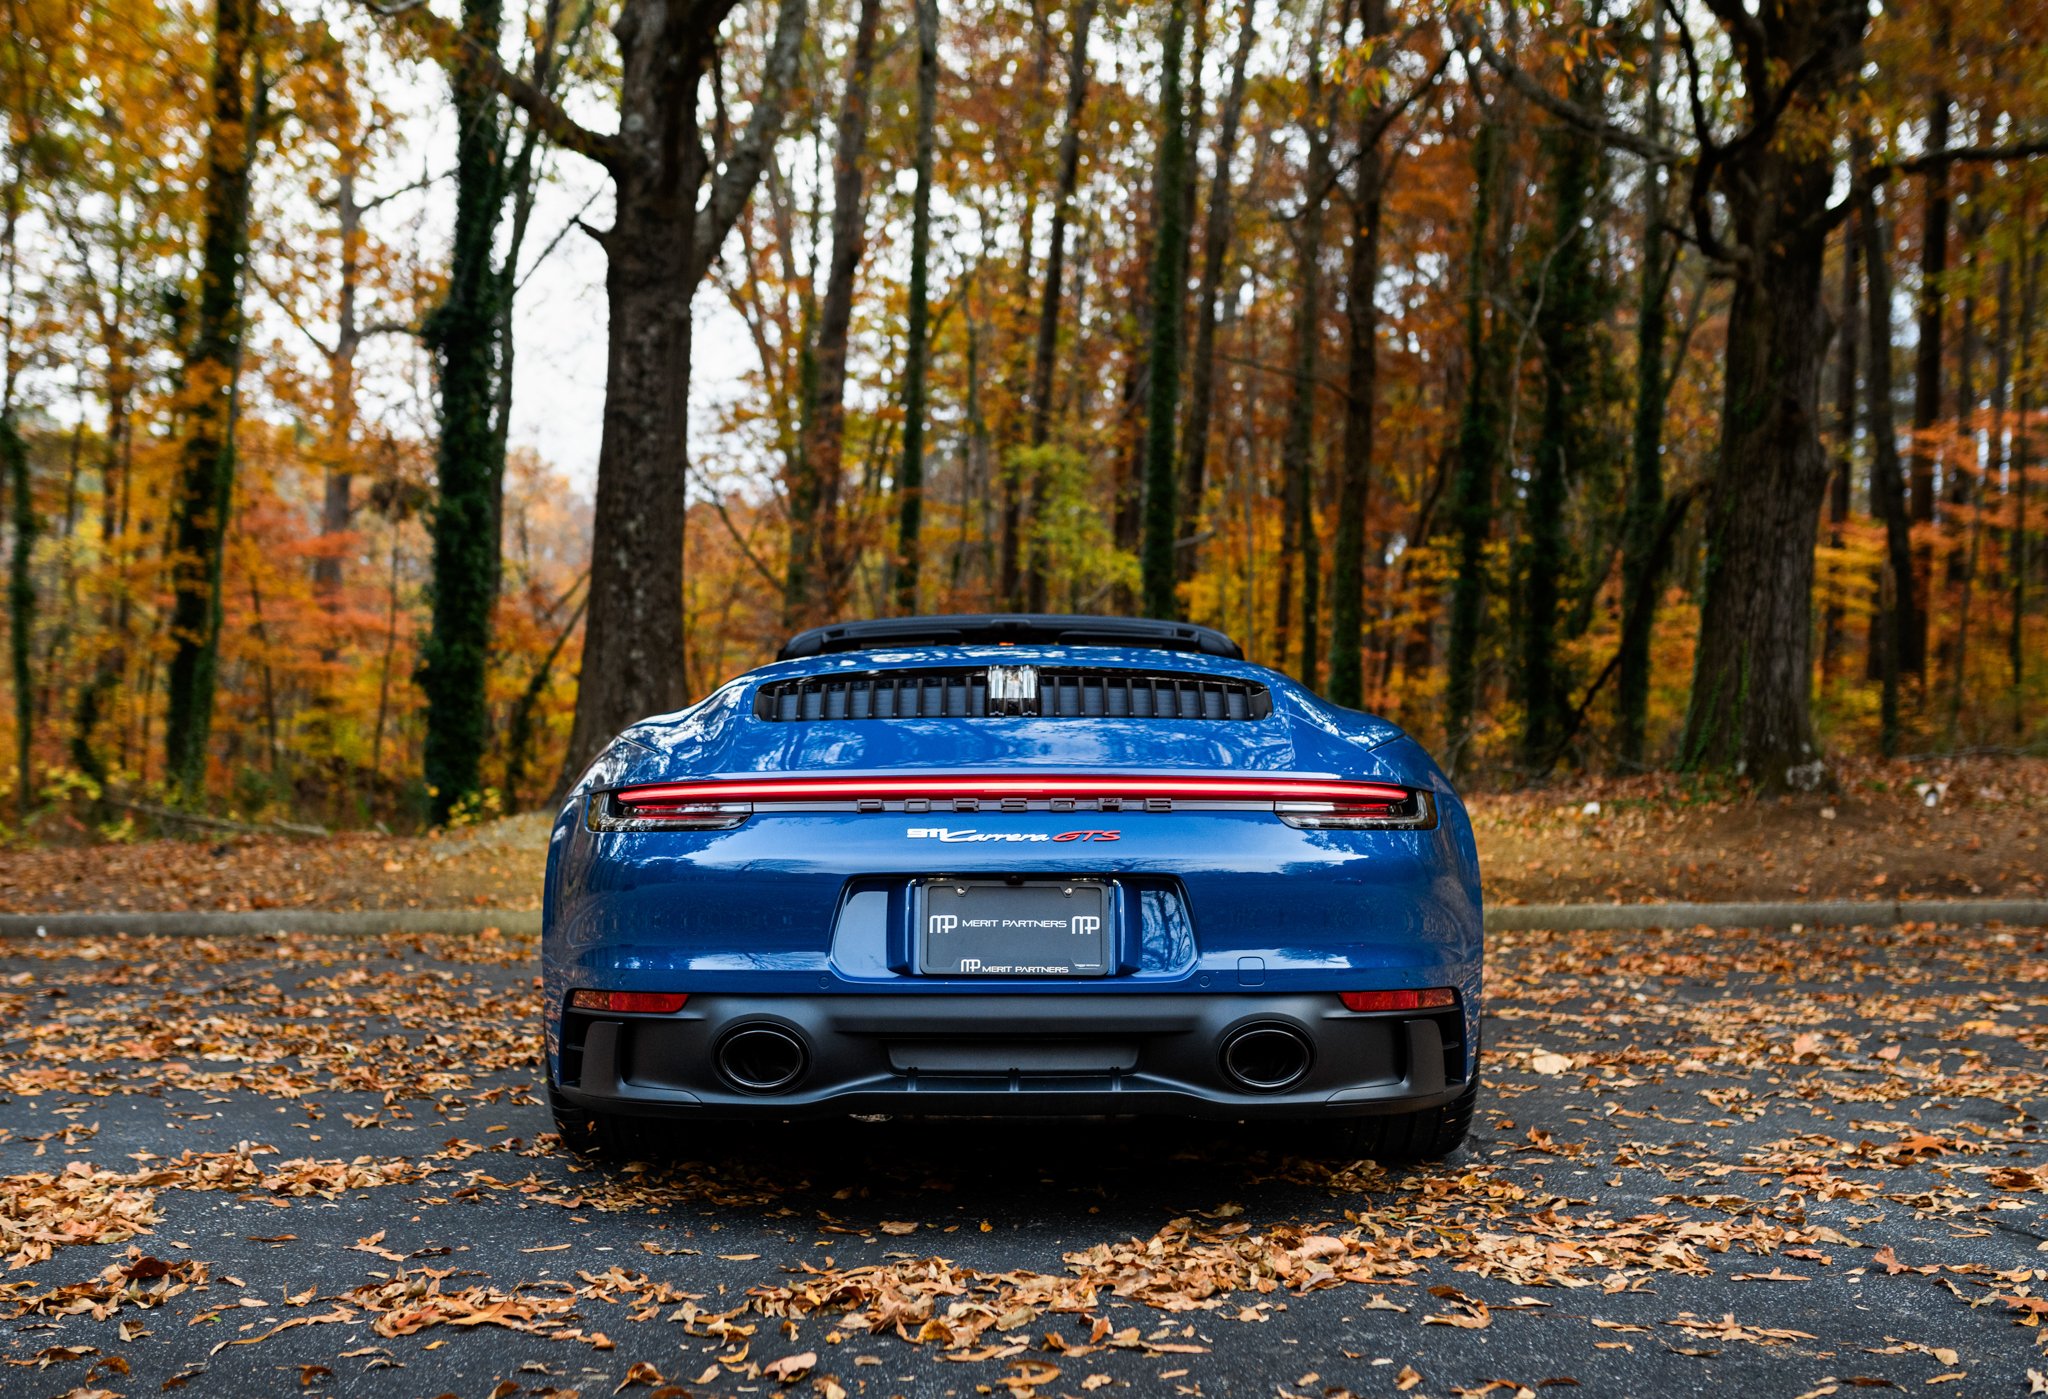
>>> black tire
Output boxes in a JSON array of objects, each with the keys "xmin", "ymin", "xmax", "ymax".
[
  {"xmin": 547, "ymin": 1080, "xmax": 654, "ymax": 1160},
  {"xmin": 1316, "ymin": 1077, "xmax": 1479, "ymax": 1163}
]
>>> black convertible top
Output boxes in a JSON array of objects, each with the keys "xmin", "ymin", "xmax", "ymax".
[{"xmin": 777, "ymin": 613, "xmax": 1245, "ymax": 661}]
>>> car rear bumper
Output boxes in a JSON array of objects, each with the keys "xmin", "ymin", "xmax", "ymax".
[{"xmin": 551, "ymin": 992, "xmax": 1477, "ymax": 1121}]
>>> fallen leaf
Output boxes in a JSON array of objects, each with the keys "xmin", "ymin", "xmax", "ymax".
[
  {"xmin": 762, "ymin": 1352, "xmax": 817, "ymax": 1383},
  {"xmin": 614, "ymin": 1360, "xmax": 664, "ymax": 1392}
]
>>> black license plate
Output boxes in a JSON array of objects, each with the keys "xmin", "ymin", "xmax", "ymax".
[{"xmin": 917, "ymin": 880, "xmax": 1111, "ymax": 977}]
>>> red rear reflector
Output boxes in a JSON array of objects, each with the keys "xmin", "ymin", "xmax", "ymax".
[
  {"xmin": 569, "ymin": 990, "xmax": 688, "ymax": 1014},
  {"xmin": 1339, "ymin": 988, "xmax": 1456, "ymax": 1012}
]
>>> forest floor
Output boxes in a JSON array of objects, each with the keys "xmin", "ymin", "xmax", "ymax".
[
  {"xmin": 1, "ymin": 755, "xmax": 2044, "ymax": 915},
  {"xmin": 2, "ymin": 923, "xmax": 2043, "ymax": 1396}
]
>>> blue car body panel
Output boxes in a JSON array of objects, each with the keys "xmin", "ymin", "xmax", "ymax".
[{"xmin": 542, "ymin": 643, "xmax": 1483, "ymax": 1117}]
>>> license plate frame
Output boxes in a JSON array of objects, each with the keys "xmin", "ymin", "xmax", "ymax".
[{"xmin": 915, "ymin": 879, "xmax": 1113, "ymax": 978}]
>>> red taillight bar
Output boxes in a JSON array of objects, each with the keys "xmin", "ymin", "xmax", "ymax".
[
  {"xmin": 1340, "ymin": 988, "xmax": 1457, "ymax": 1012},
  {"xmin": 569, "ymin": 989, "xmax": 688, "ymax": 1014},
  {"xmin": 612, "ymin": 774, "xmax": 1414, "ymax": 806}
]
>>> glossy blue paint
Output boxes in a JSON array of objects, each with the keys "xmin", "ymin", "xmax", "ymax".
[{"xmin": 542, "ymin": 645, "xmax": 1484, "ymax": 1082}]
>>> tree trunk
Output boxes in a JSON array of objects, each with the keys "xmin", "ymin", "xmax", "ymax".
[
  {"xmin": 1326, "ymin": 0, "xmax": 1395, "ymax": 710},
  {"xmin": 162, "ymin": 0, "xmax": 258, "ymax": 801},
  {"xmin": 1861, "ymin": 187, "xmax": 1916, "ymax": 755},
  {"xmin": 1326, "ymin": 163, "xmax": 1381, "ymax": 710},
  {"xmin": 1952, "ymin": 248, "xmax": 2008, "ymax": 741},
  {"xmin": 1023, "ymin": 0, "xmax": 1096, "ymax": 611},
  {"xmin": 4, "ymin": 413, "xmax": 30, "ymax": 819},
  {"xmin": 1444, "ymin": 117, "xmax": 1503, "ymax": 770},
  {"xmin": 1273, "ymin": 7, "xmax": 1330, "ymax": 677},
  {"xmin": 504, "ymin": 584, "xmax": 587, "ymax": 808},
  {"xmin": 1616, "ymin": 278, "xmax": 1675, "ymax": 762},
  {"xmin": 1518, "ymin": 75, "xmax": 1604, "ymax": 773},
  {"xmin": 1675, "ymin": 0, "xmax": 1868, "ymax": 789},
  {"xmin": 1678, "ymin": 228, "xmax": 1838, "ymax": 785},
  {"xmin": 315, "ymin": 153, "xmax": 365, "ymax": 612},
  {"xmin": 891, "ymin": 0, "xmax": 940, "ymax": 615},
  {"xmin": 1175, "ymin": 9, "xmax": 1253, "ymax": 586},
  {"xmin": 1907, "ymin": 86, "xmax": 1949, "ymax": 661},
  {"xmin": 419, "ymin": 0, "xmax": 509, "ymax": 823},
  {"xmin": 1820, "ymin": 200, "xmax": 1859, "ymax": 680},
  {"xmin": 556, "ymin": 0, "xmax": 808, "ymax": 791},
  {"xmin": 2013, "ymin": 234, "xmax": 2039, "ymax": 725},
  {"xmin": 1138, "ymin": 0, "xmax": 1190, "ymax": 621},
  {"xmin": 1613, "ymin": 16, "xmax": 1672, "ymax": 766},
  {"xmin": 785, "ymin": 0, "xmax": 880, "ymax": 627}
]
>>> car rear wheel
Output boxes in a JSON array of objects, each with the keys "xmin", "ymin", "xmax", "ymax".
[{"xmin": 1315, "ymin": 1078, "xmax": 1478, "ymax": 1163}]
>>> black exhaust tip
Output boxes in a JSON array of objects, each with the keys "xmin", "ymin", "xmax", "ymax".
[
  {"xmin": 1220, "ymin": 1023, "xmax": 1313, "ymax": 1092},
  {"xmin": 716, "ymin": 1024, "xmax": 809, "ymax": 1094}
]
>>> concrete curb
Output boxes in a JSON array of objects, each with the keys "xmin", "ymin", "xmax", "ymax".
[
  {"xmin": 0, "ymin": 909, "xmax": 544, "ymax": 938},
  {"xmin": 1, "ymin": 900, "xmax": 2045, "ymax": 939},
  {"xmin": 1485, "ymin": 898, "xmax": 2048, "ymax": 932}
]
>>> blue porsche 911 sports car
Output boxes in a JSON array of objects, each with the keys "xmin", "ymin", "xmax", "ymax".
[{"xmin": 543, "ymin": 614, "xmax": 1483, "ymax": 1159}]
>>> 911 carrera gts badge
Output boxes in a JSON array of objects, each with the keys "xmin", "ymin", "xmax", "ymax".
[{"xmin": 906, "ymin": 827, "xmax": 1119, "ymax": 842}]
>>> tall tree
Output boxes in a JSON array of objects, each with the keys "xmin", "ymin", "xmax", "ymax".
[
  {"xmin": 1899, "ymin": 79, "xmax": 1950, "ymax": 676},
  {"xmin": 1671, "ymin": 0, "xmax": 1871, "ymax": 787},
  {"xmin": 1616, "ymin": 19, "xmax": 1674, "ymax": 767},
  {"xmin": 1444, "ymin": 113, "xmax": 1503, "ymax": 769},
  {"xmin": 1326, "ymin": 0, "xmax": 1400, "ymax": 711},
  {"xmin": 891, "ymin": 0, "xmax": 940, "ymax": 614},
  {"xmin": 1023, "ymin": 0, "xmax": 1097, "ymax": 612},
  {"xmin": 417, "ymin": 0, "xmax": 511, "ymax": 822},
  {"xmin": 1950, "ymin": 237, "xmax": 2007, "ymax": 740},
  {"xmin": 2013, "ymin": 227, "xmax": 2040, "ymax": 727},
  {"xmin": 1273, "ymin": 3, "xmax": 1330, "ymax": 676},
  {"xmin": 1, "ymin": 48, "xmax": 38, "ymax": 819},
  {"xmin": 1819, "ymin": 192, "xmax": 1859, "ymax": 681},
  {"xmin": 1138, "ymin": 0, "xmax": 1191, "ymax": 620},
  {"xmin": 1861, "ymin": 181, "xmax": 1917, "ymax": 755},
  {"xmin": 374, "ymin": 0, "xmax": 811, "ymax": 790},
  {"xmin": 1175, "ymin": 5, "xmax": 1253, "ymax": 586},
  {"xmin": 786, "ymin": 0, "xmax": 881, "ymax": 628},
  {"xmin": 1463, "ymin": 0, "xmax": 2046, "ymax": 780},
  {"xmin": 2, "ymin": 415, "xmax": 26, "ymax": 820},
  {"xmin": 162, "ymin": 0, "xmax": 260, "ymax": 800},
  {"xmin": 1518, "ymin": 54, "xmax": 1608, "ymax": 772}
]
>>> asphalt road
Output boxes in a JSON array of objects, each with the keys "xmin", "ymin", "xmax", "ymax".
[{"xmin": 1, "ymin": 923, "xmax": 2043, "ymax": 1399}]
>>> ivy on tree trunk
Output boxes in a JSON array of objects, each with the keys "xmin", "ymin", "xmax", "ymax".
[
  {"xmin": 162, "ymin": 0, "xmax": 258, "ymax": 802},
  {"xmin": 418, "ymin": 0, "xmax": 509, "ymax": 824}
]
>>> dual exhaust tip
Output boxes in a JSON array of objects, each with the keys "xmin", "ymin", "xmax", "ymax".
[
  {"xmin": 714, "ymin": 1020, "xmax": 1314, "ymax": 1095},
  {"xmin": 1219, "ymin": 1022, "xmax": 1313, "ymax": 1092},
  {"xmin": 716, "ymin": 1024, "xmax": 809, "ymax": 1093}
]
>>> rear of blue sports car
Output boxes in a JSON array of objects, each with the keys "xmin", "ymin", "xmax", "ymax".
[{"xmin": 543, "ymin": 615, "xmax": 1483, "ymax": 1159}]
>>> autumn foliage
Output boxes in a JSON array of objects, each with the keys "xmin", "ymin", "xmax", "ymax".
[{"xmin": 2, "ymin": 0, "xmax": 2046, "ymax": 835}]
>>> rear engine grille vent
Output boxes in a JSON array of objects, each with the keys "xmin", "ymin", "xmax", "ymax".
[{"xmin": 754, "ymin": 668, "xmax": 1271, "ymax": 722}]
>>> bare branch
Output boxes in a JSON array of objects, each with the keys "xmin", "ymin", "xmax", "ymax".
[
  {"xmin": 353, "ymin": 0, "xmax": 621, "ymax": 169},
  {"xmin": 691, "ymin": 0, "xmax": 811, "ymax": 281},
  {"xmin": 1661, "ymin": 0, "xmax": 1744, "ymax": 267},
  {"xmin": 1816, "ymin": 137, "xmax": 2048, "ymax": 234},
  {"xmin": 1889, "ymin": 137, "xmax": 2048, "ymax": 175},
  {"xmin": 1452, "ymin": 12, "xmax": 1680, "ymax": 166}
]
